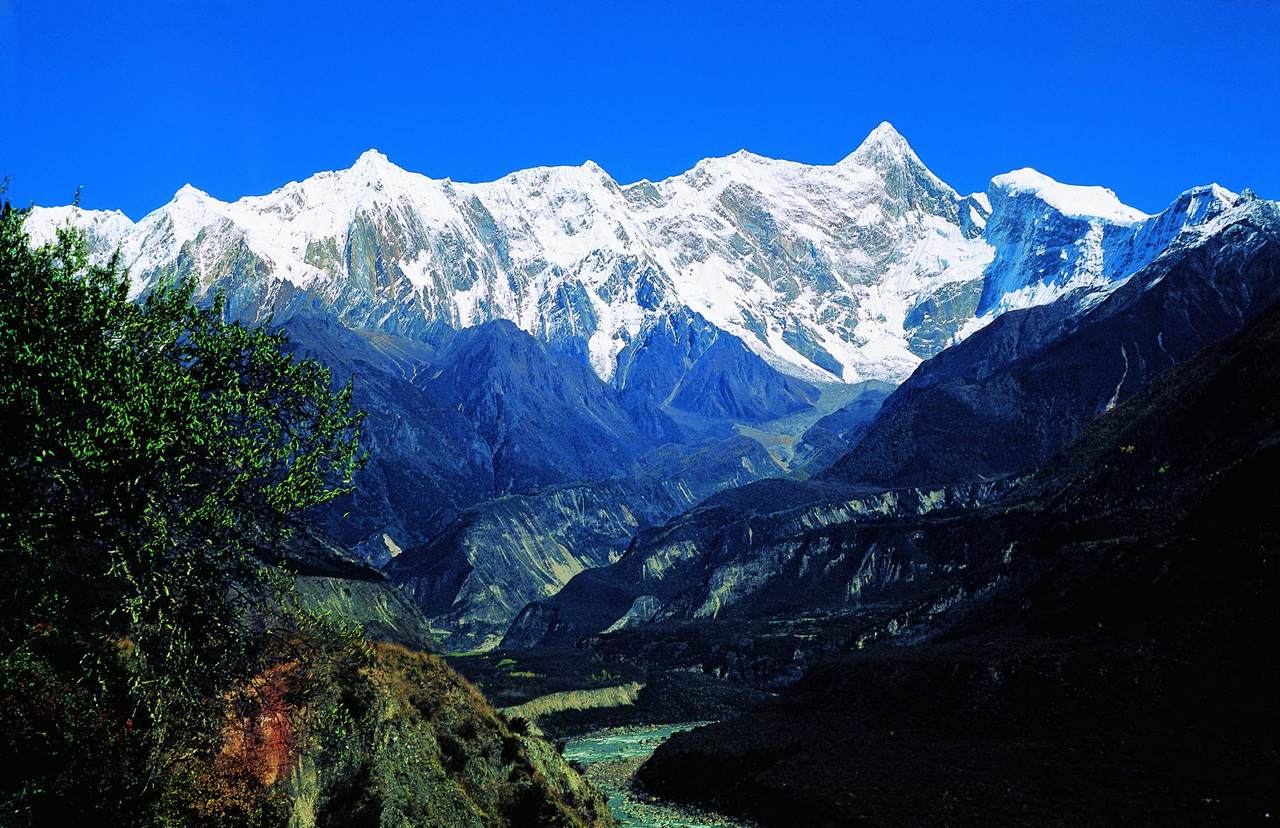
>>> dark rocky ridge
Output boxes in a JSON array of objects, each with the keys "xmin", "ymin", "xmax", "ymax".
[
  {"xmin": 826, "ymin": 197, "xmax": 1280, "ymax": 488},
  {"xmin": 635, "ymin": 286, "xmax": 1280, "ymax": 827},
  {"xmin": 500, "ymin": 477, "xmax": 1010, "ymax": 649},
  {"xmin": 615, "ymin": 307, "xmax": 819, "ymax": 424}
]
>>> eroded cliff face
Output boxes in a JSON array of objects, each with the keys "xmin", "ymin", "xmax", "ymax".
[
  {"xmin": 389, "ymin": 436, "xmax": 785, "ymax": 651},
  {"xmin": 502, "ymin": 477, "xmax": 1010, "ymax": 649}
]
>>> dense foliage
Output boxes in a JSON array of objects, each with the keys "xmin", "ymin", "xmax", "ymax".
[{"xmin": 0, "ymin": 201, "xmax": 364, "ymax": 824}]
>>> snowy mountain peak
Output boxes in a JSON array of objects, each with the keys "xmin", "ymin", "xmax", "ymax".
[
  {"xmin": 1177, "ymin": 184, "xmax": 1274, "ymax": 241},
  {"xmin": 990, "ymin": 168, "xmax": 1148, "ymax": 224},
  {"xmin": 353, "ymin": 148, "xmax": 394, "ymax": 169},
  {"xmin": 844, "ymin": 121, "xmax": 917, "ymax": 165},
  {"xmin": 165, "ymin": 184, "xmax": 226, "ymax": 222},
  {"xmin": 970, "ymin": 172, "xmax": 1253, "ymax": 326},
  {"xmin": 22, "ymin": 205, "xmax": 134, "ymax": 248},
  {"xmin": 174, "ymin": 183, "xmax": 214, "ymax": 201},
  {"xmin": 839, "ymin": 122, "xmax": 958, "ymax": 206},
  {"xmin": 1172, "ymin": 183, "xmax": 1238, "ymax": 214}
]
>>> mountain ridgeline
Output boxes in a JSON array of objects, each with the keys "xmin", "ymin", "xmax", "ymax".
[{"xmin": 31, "ymin": 122, "xmax": 1239, "ymax": 390}]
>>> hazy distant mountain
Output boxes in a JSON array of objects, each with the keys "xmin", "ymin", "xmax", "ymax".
[{"xmin": 280, "ymin": 312, "xmax": 792, "ymax": 649}]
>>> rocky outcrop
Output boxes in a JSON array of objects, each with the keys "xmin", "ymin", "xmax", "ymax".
[
  {"xmin": 501, "ymin": 478, "xmax": 1008, "ymax": 649},
  {"xmin": 251, "ymin": 644, "xmax": 616, "ymax": 827},
  {"xmin": 389, "ymin": 436, "xmax": 784, "ymax": 651},
  {"xmin": 271, "ymin": 527, "xmax": 438, "ymax": 651}
]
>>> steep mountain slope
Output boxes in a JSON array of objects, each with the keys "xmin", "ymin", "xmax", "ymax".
[
  {"xmin": 636, "ymin": 283, "xmax": 1280, "ymax": 828},
  {"xmin": 502, "ymin": 200, "xmax": 1280, "ymax": 647},
  {"xmin": 282, "ymin": 316, "xmax": 496, "ymax": 562},
  {"xmin": 274, "ymin": 527, "xmax": 439, "ymax": 652},
  {"xmin": 973, "ymin": 174, "xmax": 1236, "ymax": 320},
  {"xmin": 615, "ymin": 307, "xmax": 819, "ymax": 423},
  {"xmin": 826, "ymin": 194, "xmax": 1280, "ymax": 487},
  {"xmin": 418, "ymin": 319, "xmax": 659, "ymax": 491},
  {"xmin": 500, "ymin": 477, "xmax": 1007, "ymax": 649}
]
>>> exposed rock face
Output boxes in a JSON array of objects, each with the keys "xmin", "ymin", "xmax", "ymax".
[
  {"xmin": 416, "ymin": 319, "xmax": 656, "ymax": 492},
  {"xmin": 500, "ymin": 478, "xmax": 1008, "ymax": 649}
]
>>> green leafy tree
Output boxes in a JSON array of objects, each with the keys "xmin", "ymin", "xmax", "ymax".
[{"xmin": 0, "ymin": 200, "xmax": 364, "ymax": 824}]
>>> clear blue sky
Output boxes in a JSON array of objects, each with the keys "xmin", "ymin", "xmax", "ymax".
[{"xmin": 2, "ymin": 0, "xmax": 1277, "ymax": 218}]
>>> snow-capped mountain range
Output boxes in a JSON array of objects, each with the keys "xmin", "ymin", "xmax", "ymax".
[{"xmin": 26, "ymin": 123, "xmax": 1239, "ymax": 384}]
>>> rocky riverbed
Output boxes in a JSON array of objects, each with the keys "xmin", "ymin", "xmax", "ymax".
[{"xmin": 563, "ymin": 724, "xmax": 751, "ymax": 828}]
